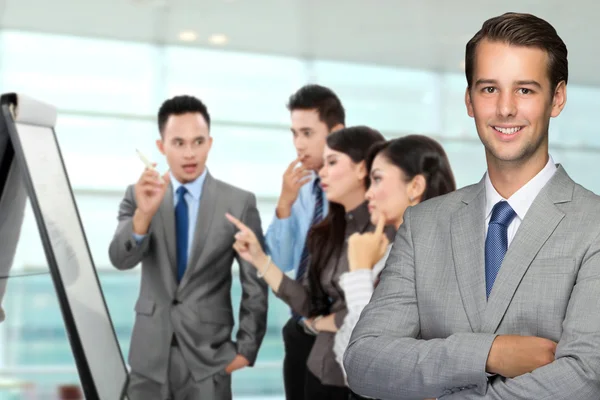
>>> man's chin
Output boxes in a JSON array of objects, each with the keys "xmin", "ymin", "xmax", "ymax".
[{"xmin": 174, "ymin": 171, "xmax": 201, "ymax": 183}]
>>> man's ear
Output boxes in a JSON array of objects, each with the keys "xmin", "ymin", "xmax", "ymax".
[
  {"xmin": 465, "ymin": 87, "xmax": 474, "ymax": 118},
  {"xmin": 550, "ymin": 81, "xmax": 567, "ymax": 118},
  {"xmin": 156, "ymin": 138, "xmax": 165, "ymax": 155}
]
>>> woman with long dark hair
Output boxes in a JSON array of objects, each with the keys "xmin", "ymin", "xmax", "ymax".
[
  {"xmin": 334, "ymin": 135, "xmax": 456, "ymax": 400},
  {"xmin": 226, "ymin": 126, "xmax": 390, "ymax": 399}
]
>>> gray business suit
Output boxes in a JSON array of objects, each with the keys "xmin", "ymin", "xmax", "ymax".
[
  {"xmin": 109, "ymin": 171, "xmax": 268, "ymax": 399},
  {"xmin": 345, "ymin": 166, "xmax": 600, "ymax": 400}
]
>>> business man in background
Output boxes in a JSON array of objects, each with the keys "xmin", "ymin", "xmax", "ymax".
[
  {"xmin": 265, "ymin": 84, "xmax": 345, "ymax": 399},
  {"xmin": 109, "ymin": 95, "xmax": 268, "ymax": 400}
]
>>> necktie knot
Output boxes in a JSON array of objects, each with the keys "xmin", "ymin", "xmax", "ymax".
[
  {"xmin": 490, "ymin": 201, "xmax": 516, "ymax": 227},
  {"xmin": 313, "ymin": 178, "xmax": 322, "ymax": 196},
  {"xmin": 176, "ymin": 186, "xmax": 188, "ymax": 200}
]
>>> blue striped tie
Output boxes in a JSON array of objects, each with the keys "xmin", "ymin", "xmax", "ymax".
[
  {"xmin": 175, "ymin": 186, "xmax": 189, "ymax": 283},
  {"xmin": 292, "ymin": 179, "xmax": 324, "ymax": 321},
  {"xmin": 485, "ymin": 201, "xmax": 517, "ymax": 298}
]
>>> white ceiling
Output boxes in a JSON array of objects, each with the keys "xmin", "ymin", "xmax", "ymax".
[{"xmin": 1, "ymin": 0, "xmax": 599, "ymax": 85}]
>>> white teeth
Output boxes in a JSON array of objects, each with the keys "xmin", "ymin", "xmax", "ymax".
[{"xmin": 494, "ymin": 126, "xmax": 521, "ymax": 135}]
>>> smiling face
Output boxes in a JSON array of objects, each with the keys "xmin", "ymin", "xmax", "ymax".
[
  {"xmin": 156, "ymin": 112, "xmax": 212, "ymax": 183},
  {"xmin": 465, "ymin": 39, "xmax": 566, "ymax": 170}
]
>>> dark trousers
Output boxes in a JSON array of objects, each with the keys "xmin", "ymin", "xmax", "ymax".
[
  {"xmin": 282, "ymin": 318, "xmax": 315, "ymax": 400},
  {"xmin": 304, "ymin": 369, "xmax": 349, "ymax": 400}
]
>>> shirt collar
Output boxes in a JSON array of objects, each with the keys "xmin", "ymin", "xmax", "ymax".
[
  {"xmin": 485, "ymin": 155, "xmax": 557, "ymax": 220},
  {"xmin": 170, "ymin": 168, "xmax": 208, "ymax": 201}
]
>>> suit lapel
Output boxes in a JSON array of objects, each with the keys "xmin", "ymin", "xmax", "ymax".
[
  {"xmin": 481, "ymin": 166, "xmax": 572, "ymax": 333},
  {"xmin": 451, "ymin": 181, "xmax": 487, "ymax": 332},
  {"xmin": 159, "ymin": 184, "xmax": 177, "ymax": 290},
  {"xmin": 179, "ymin": 172, "xmax": 218, "ymax": 288}
]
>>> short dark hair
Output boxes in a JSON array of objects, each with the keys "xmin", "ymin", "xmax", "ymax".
[
  {"xmin": 465, "ymin": 12, "xmax": 568, "ymax": 92},
  {"xmin": 366, "ymin": 135, "xmax": 456, "ymax": 203},
  {"xmin": 157, "ymin": 95, "xmax": 210, "ymax": 135},
  {"xmin": 287, "ymin": 84, "xmax": 346, "ymax": 130}
]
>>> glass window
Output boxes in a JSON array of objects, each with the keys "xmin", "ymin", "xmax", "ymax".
[
  {"xmin": 551, "ymin": 149, "xmax": 600, "ymax": 195},
  {"xmin": 54, "ymin": 114, "xmax": 157, "ymax": 191},
  {"xmin": 550, "ymin": 84, "xmax": 600, "ymax": 147},
  {"xmin": 437, "ymin": 139, "xmax": 487, "ymax": 188},
  {"xmin": 207, "ymin": 125, "xmax": 296, "ymax": 198},
  {"xmin": 440, "ymin": 73, "xmax": 476, "ymax": 139},
  {"xmin": 165, "ymin": 46, "xmax": 306, "ymax": 125},
  {"xmin": 311, "ymin": 60, "xmax": 440, "ymax": 133},
  {"xmin": 0, "ymin": 31, "xmax": 159, "ymax": 115}
]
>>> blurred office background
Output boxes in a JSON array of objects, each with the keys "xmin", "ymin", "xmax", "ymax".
[{"xmin": 0, "ymin": 0, "xmax": 599, "ymax": 398}]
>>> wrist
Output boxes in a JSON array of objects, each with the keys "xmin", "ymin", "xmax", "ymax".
[
  {"xmin": 486, "ymin": 336, "xmax": 504, "ymax": 374},
  {"xmin": 256, "ymin": 255, "xmax": 272, "ymax": 278},
  {"xmin": 255, "ymin": 253, "xmax": 269, "ymax": 270},
  {"xmin": 133, "ymin": 209, "xmax": 152, "ymax": 234},
  {"xmin": 349, "ymin": 256, "xmax": 372, "ymax": 271},
  {"xmin": 275, "ymin": 199, "xmax": 293, "ymax": 218},
  {"xmin": 311, "ymin": 315, "xmax": 323, "ymax": 332}
]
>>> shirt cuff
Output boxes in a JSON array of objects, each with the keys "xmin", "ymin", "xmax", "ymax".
[{"xmin": 132, "ymin": 233, "xmax": 146, "ymax": 244}]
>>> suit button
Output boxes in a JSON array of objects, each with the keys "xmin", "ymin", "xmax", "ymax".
[{"xmin": 172, "ymin": 300, "xmax": 181, "ymax": 305}]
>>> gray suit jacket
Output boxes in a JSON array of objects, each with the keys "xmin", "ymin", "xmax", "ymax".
[
  {"xmin": 108, "ymin": 172, "xmax": 268, "ymax": 384},
  {"xmin": 345, "ymin": 166, "xmax": 600, "ymax": 400}
]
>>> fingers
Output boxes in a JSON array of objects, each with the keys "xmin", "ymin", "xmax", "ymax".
[
  {"xmin": 225, "ymin": 213, "xmax": 250, "ymax": 233},
  {"xmin": 162, "ymin": 170, "xmax": 171, "ymax": 184},
  {"xmin": 138, "ymin": 171, "xmax": 165, "ymax": 194},
  {"xmin": 296, "ymin": 175, "xmax": 313, "ymax": 188},
  {"xmin": 232, "ymin": 241, "xmax": 246, "ymax": 254},
  {"xmin": 139, "ymin": 168, "xmax": 163, "ymax": 186},
  {"xmin": 285, "ymin": 157, "xmax": 302, "ymax": 174},
  {"xmin": 374, "ymin": 211, "xmax": 386, "ymax": 236}
]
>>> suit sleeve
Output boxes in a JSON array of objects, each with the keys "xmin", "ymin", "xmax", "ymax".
[
  {"xmin": 344, "ymin": 207, "xmax": 497, "ymax": 400},
  {"xmin": 441, "ymin": 231, "xmax": 600, "ymax": 400},
  {"xmin": 108, "ymin": 185, "xmax": 153, "ymax": 270},
  {"xmin": 234, "ymin": 192, "xmax": 269, "ymax": 366}
]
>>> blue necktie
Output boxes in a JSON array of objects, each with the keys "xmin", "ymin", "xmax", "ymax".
[
  {"xmin": 293, "ymin": 179, "xmax": 324, "ymax": 321},
  {"xmin": 485, "ymin": 201, "xmax": 517, "ymax": 298},
  {"xmin": 175, "ymin": 186, "xmax": 189, "ymax": 283}
]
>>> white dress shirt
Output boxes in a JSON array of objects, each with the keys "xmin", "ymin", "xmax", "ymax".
[{"xmin": 485, "ymin": 155, "xmax": 557, "ymax": 246}]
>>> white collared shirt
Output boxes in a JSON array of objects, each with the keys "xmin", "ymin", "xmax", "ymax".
[{"xmin": 484, "ymin": 155, "xmax": 557, "ymax": 246}]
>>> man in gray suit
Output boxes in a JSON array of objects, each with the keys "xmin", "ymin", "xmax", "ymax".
[
  {"xmin": 109, "ymin": 95, "xmax": 268, "ymax": 399},
  {"xmin": 345, "ymin": 12, "xmax": 600, "ymax": 400}
]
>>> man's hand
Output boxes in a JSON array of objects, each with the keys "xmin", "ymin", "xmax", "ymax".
[
  {"xmin": 133, "ymin": 166, "xmax": 170, "ymax": 234},
  {"xmin": 486, "ymin": 335, "xmax": 557, "ymax": 378},
  {"xmin": 276, "ymin": 157, "xmax": 311, "ymax": 218},
  {"xmin": 225, "ymin": 354, "xmax": 250, "ymax": 374}
]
